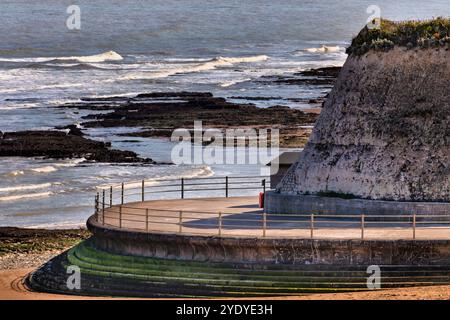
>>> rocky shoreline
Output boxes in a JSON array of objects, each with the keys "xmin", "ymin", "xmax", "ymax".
[
  {"xmin": 261, "ymin": 66, "xmax": 341, "ymax": 86},
  {"xmin": 50, "ymin": 67, "xmax": 339, "ymax": 149},
  {"xmin": 0, "ymin": 227, "xmax": 90, "ymax": 255},
  {"xmin": 78, "ymin": 93, "xmax": 318, "ymax": 148},
  {"xmin": 0, "ymin": 227, "xmax": 90, "ymax": 270},
  {"xmin": 0, "ymin": 66, "xmax": 340, "ymax": 161},
  {"xmin": 62, "ymin": 97, "xmax": 317, "ymax": 149}
]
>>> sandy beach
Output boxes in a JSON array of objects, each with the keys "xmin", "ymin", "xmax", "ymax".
[{"xmin": 1, "ymin": 227, "xmax": 450, "ymax": 300}]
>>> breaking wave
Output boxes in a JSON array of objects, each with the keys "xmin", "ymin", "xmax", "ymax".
[
  {"xmin": 3, "ymin": 159, "xmax": 85, "ymax": 178},
  {"xmin": 304, "ymin": 45, "xmax": 341, "ymax": 53},
  {"xmin": 218, "ymin": 78, "xmax": 252, "ymax": 87},
  {"xmin": 26, "ymin": 62, "xmax": 111, "ymax": 70},
  {"xmin": 30, "ymin": 166, "xmax": 58, "ymax": 174},
  {"xmin": 120, "ymin": 55, "xmax": 269, "ymax": 80},
  {"xmin": 0, "ymin": 182, "xmax": 52, "ymax": 193},
  {"xmin": 0, "ymin": 50, "xmax": 123, "ymax": 64},
  {"xmin": 0, "ymin": 191, "xmax": 53, "ymax": 202},
  {"xmin": 54, "ymin": 158, "xmax": 86, "ymax": 168},
  {"xmin": 96, "ymin": 165, "xmax": 214, "ymax": 190}
]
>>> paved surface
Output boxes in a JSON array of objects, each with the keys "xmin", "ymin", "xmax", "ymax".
[{"xmin": 96, "ymin": 196, "xmax": 450, "ymax": 240}]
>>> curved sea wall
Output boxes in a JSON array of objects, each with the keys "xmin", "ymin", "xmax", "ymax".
[
  {"xmin": 87, "ymin": 216, "xmax": 450, "ymax": 265},
  {"xmin": 278, "ymin": 47, "xmax": 449, "ymax": 201}
]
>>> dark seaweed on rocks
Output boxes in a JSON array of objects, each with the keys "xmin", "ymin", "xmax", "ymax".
[
  {"xmin": 259, "ymin": 66, "xmax": 341, "ymax": 86},
  {"xmin": 0, "ymin": 130, "xmax": 155, "ymax": 163},
  {"xmin": 75, "ymin": 92, "xmax": 317, "ymax": 128}
]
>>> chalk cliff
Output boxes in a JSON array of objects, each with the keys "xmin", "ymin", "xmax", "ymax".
[{"xmin": 278, "ymin": 47, "xmax": 449, "ymax": 201}]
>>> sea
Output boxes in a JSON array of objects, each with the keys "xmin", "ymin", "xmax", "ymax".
[{"xmin": 1, "ymin": 0, "xmax": 449, "ymax": 228}]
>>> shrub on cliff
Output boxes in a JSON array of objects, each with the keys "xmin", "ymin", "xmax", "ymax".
[{"xmin": 347, "ymin": 17, "xmax": 450, "ymax": 55}]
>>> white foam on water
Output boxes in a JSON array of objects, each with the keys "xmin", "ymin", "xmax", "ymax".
[
  {"xmin": 96, "ymin": 165, "xmax": 214, "ymax": 190},
  {"xmin": 0, "ymin": 50, "xmax": 123, "ymax": 63},
  {"xmin": 0, "ymin": 82, "xmax": 86, "ymax": 94},
  {"xmin": 0, "ymin": 191, "xmax": 54, "ymax": 202},
  {"xmin": 4, "ymin": 159, "xmax": 85, "ymax": 177},
  {"xmin": 216, "ymin": 55, "xmax": 269, "ymax": 64},
  {"xmin": 0, "ymin": 102, "xmax": 42, "ymax": 110},
  {"xmin": 218, "ymin": 78, "xmax": 252, "ymax": 87},
  {"xmin": 54, "ymin": 158, "xmax": 86, "ymax": 168},
  {"xmin": 7, "ymin": 170, "xmax": 25, "ymax": 177},
  {"xmin": 304, "ymin": 45, "xmax": 341, "ymax": 53},
  {"xmin": 0, "ymin": 182, "xmax": 52, "ymax": 193},
  {"xmin": 25, "ymin": 221, "xmax": 86, "ymax": 230},
  {"xmin": 30, "ymin": 166, "xmax": 58, "ymax": 174},
  {"xmin": 119, "ymin": 55, "xmax": 269, "ymax": 80},
  {"xmin": 88, "ymin": 62, "xmax": 139, "ymax": 70}
]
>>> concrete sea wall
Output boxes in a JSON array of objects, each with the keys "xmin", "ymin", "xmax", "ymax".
[
  {"xmin": 88, "ymin": 216, "xmax": 450, "ymax": 266},
  {"xmin": 265, "ymin": 191, "xmax": 450, "ymax": 218}
]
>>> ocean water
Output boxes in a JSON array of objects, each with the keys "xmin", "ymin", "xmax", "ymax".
[{"xmin": 1, "ymin": 0, "xmax": 449, "ymax": 228}]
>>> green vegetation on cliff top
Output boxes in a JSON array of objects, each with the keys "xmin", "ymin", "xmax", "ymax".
[{"xmin": 347, "ymin": 17, "xmax": 450, "ymax": 55}]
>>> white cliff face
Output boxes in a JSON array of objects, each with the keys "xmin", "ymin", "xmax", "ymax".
[{"xmin": 278, "ymin": 47, "xmax": 449, "ymax": 201}]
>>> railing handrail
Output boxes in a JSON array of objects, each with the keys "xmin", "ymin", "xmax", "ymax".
[
  {"xmin": 97, "ymin": 175, "xmax": 270, "ymax": 191},
  {"xmin": 94, "ymin": 201, "xmax": 450, "ymax": 220},
  {"xmin": 93, "ymin": 175, "xmax": 450, "ymax": 240}
]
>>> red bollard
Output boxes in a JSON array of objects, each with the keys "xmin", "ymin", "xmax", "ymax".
[{"xmin": 259, "ymin": 192, "xmax": 265, "ymax": 208}]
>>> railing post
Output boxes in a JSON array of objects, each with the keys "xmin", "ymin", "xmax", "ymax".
[
  {"xmin": 179, "ymin": 211, "xmax": 183, "ymax": 233},
  {"xmin": 413, "ymin": 213, "xmax": 416, "ymax": 240},
  {"xmin": 110, "ymin": 186, "xmax": 113, "ymax": 207},
  {"xmin": 146, "ymin": 208, "xmax": 149, "ymax": 231},
  {"xmin": 218, "ymin": 212, "xmax": 222, "ymax": 236},
  {"xmin": 121, "ymin": 182, "xmax": 124, "ymax": 205},
  {"xmin": 225, "ymin": 176, "xmax": 229, "ymax": 198},
  {"xmin": 102, "ymin": 190, "xmax": 105, "ymax": 225},
  {"xmin": 310, "ymin": 214, "xmax": 314, "ymax": 239},
  {"xmin": 141, "ymin": 180, "xmax": 145, "ymax": 202},
  {"xmin": 263, "ymin": 211, "xmax": 267, "ymax": 237},
  {"xmin": 181, "ymin": 178, "xmax": 184, "ymax": 199},
  {"xmin": 361, "ymin": 214, "xmax": 365, "ymax": 240},
  {"xmin": 119, "ymin": 205, "xmax": 122, "ymax": 228},
  {"xmin": 95, "ymin": 194, "xmax": 99, "ymax": 222}
]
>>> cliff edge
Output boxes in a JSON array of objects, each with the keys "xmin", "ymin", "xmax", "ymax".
[{"xmin": 277, "ymin": 42, "xmax": 449, "ymax": 201}]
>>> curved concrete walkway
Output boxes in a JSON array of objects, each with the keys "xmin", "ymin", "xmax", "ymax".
[{"xmin": 97, "ymin": 196, "xmax": 450, "ymax": 240}]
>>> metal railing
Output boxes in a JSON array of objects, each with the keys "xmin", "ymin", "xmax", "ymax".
[
  {"xmin": 95, "ymin": 175, "xmax": 268, "ymax": 204},
  {"xmin": 93, "ymin": 176, "xmax": 450, "ymax": 240}
]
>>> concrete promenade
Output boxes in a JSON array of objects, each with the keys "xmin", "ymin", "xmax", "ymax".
[{"xmin": 97, "ymin": 196, "xmax": 450, "ymax": 240}]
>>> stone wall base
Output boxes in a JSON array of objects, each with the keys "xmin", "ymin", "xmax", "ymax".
[{"xmin": 265, "ymin": 191, "xmax": 450, "ymax": 219}]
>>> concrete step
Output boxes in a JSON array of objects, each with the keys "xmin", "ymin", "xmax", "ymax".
[
  {"xmin": 75, "ymin": 242, "xmax": 450, "ymax": 276},
  {"xmin": 69, "ymin": 248, "xmax": 450, "ymax": 284},
  {"xmin": 27, "ymin": 241, "xmax": 450, "ymax": 298}
]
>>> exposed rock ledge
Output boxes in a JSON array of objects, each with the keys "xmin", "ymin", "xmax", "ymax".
[
  {"xmin": 65, "ymin": 92, "xmax": 319, "ymax": 148},
  {"xmin": 0, "ymin": 130, "xmax": 154, "ymax": 163},
  {"xmin": 278, "ymin": 47, "xmax": 449, "ymax": 201}
]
